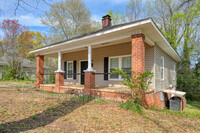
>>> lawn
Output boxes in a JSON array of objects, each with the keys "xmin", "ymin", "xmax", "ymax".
[{"xmin": 0, "ymin": 82, "xmax": 199, "ymax": 133}]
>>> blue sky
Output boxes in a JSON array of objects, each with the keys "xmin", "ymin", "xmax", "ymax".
[{"xmin": 0, "ymin": 0, "xmax": 130, "ymax": 37}]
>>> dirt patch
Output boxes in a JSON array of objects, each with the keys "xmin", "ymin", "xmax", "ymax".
[{"xmin": 0, "ymin": 82, "xmax": 199, "ymax": 132}]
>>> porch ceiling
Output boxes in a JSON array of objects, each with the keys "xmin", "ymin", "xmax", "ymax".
[{"xmin": 44, "ymin": 37, "xmax": 131, "ymax": 58}]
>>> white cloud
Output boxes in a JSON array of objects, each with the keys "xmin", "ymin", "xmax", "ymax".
[{"xmin": 0, "ymin": 14, "xmax": 45, "ymax": 27}]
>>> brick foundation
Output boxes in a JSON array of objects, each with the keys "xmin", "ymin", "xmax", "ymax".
[
  {"xmin": 40, "ymin": 85, "xmax": 131, "ymax": 101},
  {"xmin": 39, "ymin": 84, "xmax": 185, "ymax": 110},
  {"xmin": 84, "ymin": 72, "xmax": 95, "ymax": 94},
  {"xmin": 55, "ymin": 72, "xmax": 64, "ymax": 92},
  {"xmin": 36, "ymin": 55, "xmax": 44, "ymax": 89}
]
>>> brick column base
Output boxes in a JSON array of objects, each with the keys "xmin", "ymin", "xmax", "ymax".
[
  {"xmin": 55, "ymin": 72, "xmax": 64, "ymax": 92},
  {"xmin": 84, "ymin": 72, "xmax": 95, "ymax": 95}
]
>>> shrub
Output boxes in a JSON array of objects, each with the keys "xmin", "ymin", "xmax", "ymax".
[{"xmin": 112, "ymin": 69, "xmax": 153, "ymax": 101}]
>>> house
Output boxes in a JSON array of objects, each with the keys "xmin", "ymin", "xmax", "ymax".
[{"xmin": 30, "ymin": 15, "xmax": 181, "ymax": 109}]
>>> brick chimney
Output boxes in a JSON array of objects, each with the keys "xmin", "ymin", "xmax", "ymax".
[{"xmin": 102, "ymin": 15, "xmax": 111, "ymax": 28}]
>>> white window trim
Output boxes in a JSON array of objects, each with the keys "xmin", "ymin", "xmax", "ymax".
[
  {"xmin": 161, "ymin": 56, "xmax": 164, "ymax": 81},
  {"xmin": 109, "ymin": 55, "xmax": 131, "ymax": 81},
  {"xmin": 173, "ymin": 63, "xmax": 176, "ymax": 80},
  {"xmin": 67, "ymin": 61, "xmax": 73, "ymax": 79}
]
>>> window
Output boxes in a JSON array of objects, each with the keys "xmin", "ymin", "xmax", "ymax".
[
  {"xmin": 161, "ymin": 56, "xmax": 164, "ymax": 80},
  {"xmin": 122, "ymin": 56, "xmax": 131, "ymax": 78},
  {"xmin": 67, "ymin": 62, "xmax": 73, "ymax": 79},
  {"xmin": 109, "ymin": 55, "xmax": 131, "ymax": 80},
  {"xmin": 173, "ymin": 63, "xmax": 176, "ymax": 80},
  {"xmin": 110, "ymin": 58, "xmax": 119, "ymax": 79}
]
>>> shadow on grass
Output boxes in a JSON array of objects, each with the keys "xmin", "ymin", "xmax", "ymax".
[
  {"xmin": 0, "ymin": 97, "xmax": 89, "ymax": 133},
  {"xmin": 142, "ymin": 114, "xmax": 170, "ymax": 132}
]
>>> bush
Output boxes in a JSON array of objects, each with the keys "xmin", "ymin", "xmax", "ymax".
[
  {"xmin": 119, "ymin": 100, "xmax": 145, "ymax": 114},
  {"xmin": 2, "ymin": 65, "xmax": 16, "ymax": 80},
  {"xmin": 1, "ymin": 65, "xmax": 30, "ymax": 81}
]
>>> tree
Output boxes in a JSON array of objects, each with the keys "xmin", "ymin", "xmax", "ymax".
[
  {"xmin": 126, "ymin": 0, "xmax": 143, "ymax": 21},
  {"xmin": 0, "ymin": 19, "xmax": 28, "ymax": 69},
  {"xmin": 17, "ymin": 31, "xmax": 45, "ymax": 60},
  {"xmin": 2, "ymin": 0, "xmax": 51, "ymax": 15},
  {"xmin": 107, "ymin": 10, "xmax": 126, "ymax": 25},
  {"xmin": 41, "ymin": 0, "xmax": 100, "ymax": 42}
]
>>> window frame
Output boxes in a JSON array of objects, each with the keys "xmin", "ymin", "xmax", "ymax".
[
  {"xmin": 109, "ymin": 55, "xmax": 131, "ymax": 80},
  {"xmin": 161, "ymin": 56, "xmax": 164, "ymax": 81},
  {"xmin": 173, "ymin": 63, "xmax": 176, "ymax": 80},
  {"xmin": 67, "ymin": 61, "xmax": 73, "ymax": 79}
]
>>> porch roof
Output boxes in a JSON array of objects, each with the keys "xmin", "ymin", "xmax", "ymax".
[{"xmin": 30, "ymin": 18, "xmax": 181, "ymax": 62}]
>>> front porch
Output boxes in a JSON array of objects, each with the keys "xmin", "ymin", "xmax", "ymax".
[{"xmin": 35, "ymin": 32, "xmax": 151, "ymax": 102}]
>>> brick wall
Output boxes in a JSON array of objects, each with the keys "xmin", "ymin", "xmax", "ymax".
[
  {"xmin": 36, "ymin": 55, "xmax": 44, "ymax": 89},
  {"xmin": 131, "ymin": 33, "xmax": 145, "ymax": 75},
  {"xmin": 40, "ymin": 85, "xmax": 131, "ymax": 101},
  {"xmin": 142, "ymin": 91, "xmax": 165, "ymax": 109},
  {"xmin": 55, "ymin": 72, "xmax": 64, "ymax": 92},
  {"xmin": 84, "ymin": 72, "xmax": 95, "ymax": 90}
]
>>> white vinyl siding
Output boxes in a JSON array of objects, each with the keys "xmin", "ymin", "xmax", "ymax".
[
  {"xmin": 155, "ymin": 44, "xmax": 177, "ymax": 92},
  {"xmin": 67, "ymin": 61, "xmax": 73, "ymax": 79},
  {"xmin": 173, "ymin": 63, "xmax": 176, "ymax": 80}
]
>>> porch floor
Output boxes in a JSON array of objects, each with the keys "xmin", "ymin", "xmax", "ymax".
[{"xmin": 41, "ymin": 84, "xmax": 130, "ymax": 93}]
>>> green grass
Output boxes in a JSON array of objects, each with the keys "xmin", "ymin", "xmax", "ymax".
[
  {"xmin": 94, "ymin": 98, "xmax": 109, "ymax": 104},
  {"xmin": 72, "ymin": 95, "xmax": 91, "ymax": 102},
  {"xmin": 149, "ymin": 100, "xmax": 200, "ymax": 118},
  {"xmin": 0, "ymin": 80, "xmax": 34, "ymax": 84},
  {"xmin": 119, "ymin": 100, "xmax": 145, "ymax": 114}
]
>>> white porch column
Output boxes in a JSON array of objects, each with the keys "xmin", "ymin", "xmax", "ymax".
[
  {"xmin": 55, "ymin": 51, "xmax": 65, "ymax": 72},
  {"xmin": 85, "ymin": 45, "xmax": 95, "ymax": 72}
]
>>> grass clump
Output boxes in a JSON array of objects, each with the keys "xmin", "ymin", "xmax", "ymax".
[
  {"xmin": 73, "ymin": 95, "xmax": 91, "ymax": 102},
  {"xmin": 31, "ymin": 115, "xmax": 38, "ymax": 119},
  {"xmin": 119, "ymin": 100, "xmax": 145, "ymax": 114},
  {"xmin": 94, "ymin": 98, "xmax": 108, "ymax": 104}
]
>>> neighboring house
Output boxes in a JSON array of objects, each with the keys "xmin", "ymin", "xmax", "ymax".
[
  {"xmin": 30, "ymin": 15, "xmax": 181, "ymax": 109},
  {"xmin": 0, "ymin": 54, "xmax": 36, "ymax": 79}
]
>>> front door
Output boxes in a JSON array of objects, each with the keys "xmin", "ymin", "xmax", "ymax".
[{"xmin": 80, "ymin": 61, "xmax": 88, "ymax": 85}]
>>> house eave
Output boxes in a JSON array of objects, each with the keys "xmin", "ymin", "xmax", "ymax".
[{"xmin": 29, "ymin": 18, "xmax": 152, "ymax": 54}]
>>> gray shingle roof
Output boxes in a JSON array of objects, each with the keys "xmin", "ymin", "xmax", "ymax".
[{"xmin": 34, "ymin": 18, "xmax": 152, "ymax": 51}]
